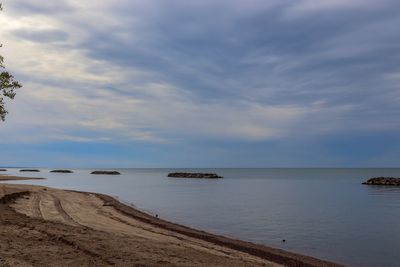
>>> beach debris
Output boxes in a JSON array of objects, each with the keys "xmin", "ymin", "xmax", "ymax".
[
  {"xmin": 362, "ymin": 177, "xmax": 400, "ymax": 186},
  {"xmin": 91, "ymin": 171, "xmax": 121, "ymax": 175},
  {"xmin": 167, "ymin": 172, "xmax": 223, "ymax": 179},
  {"xmin": 50, "ymin": 170, "xmax": 73, "ymax": 173},
  {"xmin": 20, "ymin": 169, "xmax": 40, "ymax": 172}
]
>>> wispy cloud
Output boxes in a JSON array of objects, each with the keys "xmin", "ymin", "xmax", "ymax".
[{"xmin": 0, "ymin": 0, "xmax": 399, "ymax": 166}]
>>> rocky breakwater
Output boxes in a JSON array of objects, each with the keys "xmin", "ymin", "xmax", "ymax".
[
  {"xmin": 168, "ymin": 172, "xmax": 223, "ymax": 179},
  {"xmin": 20, "ymin": 169, "xmax": 40, "ymax": 172},
  {"xmin": 91, "ymin": 171, "xmax": 121, "ymax": 175},
  {"xmin": 50, "ymin": 170, "xmax": 73, "ymax": 173},
  {"xmin": 362, "ymin": 177, "xmax": 400, "ymax": 186}
]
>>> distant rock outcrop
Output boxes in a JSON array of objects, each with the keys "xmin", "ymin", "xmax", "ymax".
[
  {"xmin": 362, "ymin": 177, "xmax": 400, "ymax": 186},
  {"xmin": 91, "ymin": 171, "xmax": 121, "ymax": 175},
  {"xmin": 50, "ymin": 170, "xmax": 73, "ymax": 173},
  {"xmin": 0, "ymin": 169, "xmax": 7, "ymax": 171},
  {"xmin": 20, "ymin": 169, "xmax": 40, "ymax": 172},
  {"xmin": 167, "ymin": 172, "xmax": 223, "ymax": 179}
]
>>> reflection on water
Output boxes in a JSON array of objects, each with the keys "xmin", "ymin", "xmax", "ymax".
[
  {"xmin": 2, "ymin": 168, "xmax": 400, "ymax": 267},
  {"xmin": 366, "ymin": 185, "xmax": 400, "ymax": 195}
]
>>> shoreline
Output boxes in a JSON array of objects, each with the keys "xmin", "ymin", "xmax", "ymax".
[
  {"xmin": 0, "ymin": 176, "xmax": 342, "ymax": 267},
  {"xmin": 0, "ymin": 174, "xmax": 45, "ymax": 181},
  {"xmin": 96, "ymin": 193, "xmax": 342, "ymax": 267}
]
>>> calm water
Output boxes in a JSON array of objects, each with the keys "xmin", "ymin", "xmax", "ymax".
[{"xmin": 2, "ymin": 168, "xmax": 400, "ymax": 267}]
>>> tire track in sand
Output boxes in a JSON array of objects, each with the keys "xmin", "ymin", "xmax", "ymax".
[
  {"xmin": 31, "ymin": 192, "xmax": 43, "ymax": 219},
  {"xmin": 0, "ymin": 185, "xmax": 5, "ymax": 198},
  {"xmin": 48, "ymin": 193, "xmax": 80, "ymax": 226}
]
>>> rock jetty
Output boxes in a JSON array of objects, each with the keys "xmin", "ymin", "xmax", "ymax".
[
  {"xmin": 362, "ymin": 177, "xmax": 400, "ymax": 186},
  {"xmin": 91, "ymin": 171, "xmax": 121, "ymax": 175},
  {"xmin": 167, "ymin": 172, "xmax": 223, "ymax": 179},
  {"xmin": 20, "ymin": 169, "xmax": 40, "ymax": 172},
  {"xmin": 50, "ymin": 170, "xmax": 73, "ymax": 173}
]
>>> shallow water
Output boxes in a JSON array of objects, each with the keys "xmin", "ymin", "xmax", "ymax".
[{"xmin": 2, "ymin": 168, "xmax": 400, "ymax": 267}]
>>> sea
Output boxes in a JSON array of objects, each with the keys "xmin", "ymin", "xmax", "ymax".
[{"xmin": 2, "ymin": 168, "xmax": 400, "ymax": 267}]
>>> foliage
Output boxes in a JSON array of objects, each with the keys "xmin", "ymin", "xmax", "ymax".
[{"xmin": 0, "ymin": 3, "xmax": 21, "ymax": 121}]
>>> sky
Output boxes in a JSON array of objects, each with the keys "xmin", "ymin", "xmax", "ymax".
[{"xmin": 0, "ymin": 0, "xmax": 399, "ymax": 168}]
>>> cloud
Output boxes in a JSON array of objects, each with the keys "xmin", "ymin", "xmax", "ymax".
[
  {"xmin": 0, "ymin": 0, "xmax": 399, "ymax": 166},
  {"xmin": 12, "ymin": 29, "xmax": 69, "ymax": 43},
  {"xmin": 7, "ymin": 0, "xmax": 73, "ymax": 15},
  {"xmin": 1, "ymin": 79, "xmax": 310, "ymax": 145},
  {"xmin": 282, "ymin": 0, "xmax": 382, "ymax": 19}
]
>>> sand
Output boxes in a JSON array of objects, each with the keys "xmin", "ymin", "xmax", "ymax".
[{"xmin": 0, "ymin": 177, "xmax": 343, "ymax": 267}]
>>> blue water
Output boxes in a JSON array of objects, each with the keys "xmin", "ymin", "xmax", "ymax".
[{"xmin": 2, "ymin": 168, "xmax": 400, "ymax": 267}]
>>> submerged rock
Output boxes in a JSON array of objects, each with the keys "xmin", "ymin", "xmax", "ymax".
[
  {"xmin": 167, "ymin": 172, "xmax": 223, "ymax": 179},
  {"xmin": 20, "ymin": 169, "xmax": 40, "ymax": 172},
  {"xmin": 362, "ymin": 177, "xmax": 400, "ymax": 186},
  {"xmin": 50, "ymin": 170, "xmax": 73, "ymax": 173},
  {"xmin": 91, "ymin": 171, "xmax": 121, "ymax": 175}
]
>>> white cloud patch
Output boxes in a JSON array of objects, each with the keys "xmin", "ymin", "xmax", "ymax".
[{"xmin": 282, "ymin": 0, "xmax": 387, "ymax": 19}]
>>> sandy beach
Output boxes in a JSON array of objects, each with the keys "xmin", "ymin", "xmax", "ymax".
[{"xmin": 0, "ymin": 176, "xmax": 342, "ymax": 267}]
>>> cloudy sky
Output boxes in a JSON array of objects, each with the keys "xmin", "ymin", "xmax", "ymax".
[{"xmin": 0, "ymin": 0, "xmax": 399, "ymax": 167}]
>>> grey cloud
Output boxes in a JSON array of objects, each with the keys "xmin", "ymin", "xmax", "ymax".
[
  {"xmin": 12, "ymin": 29, "xmax": 69, "ymax": 43},
  {"xmin": 74, "ymin": 1, "xmax": 400, "ymax": 97},
  {"xmin": 7, "ymin": 0, "xmax": 74, "ymax": 15},
  {"xmin": 29, "ymin": 0, "xmax": 394, "ymax": 138},
  {"xmin": 5, "ymin": 0, "xmax": 400, "ymax": 142}
]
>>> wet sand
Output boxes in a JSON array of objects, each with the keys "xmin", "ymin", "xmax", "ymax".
[{"xmin": 0, "ymin": 177, "xmax": 343, "ymax": 267}]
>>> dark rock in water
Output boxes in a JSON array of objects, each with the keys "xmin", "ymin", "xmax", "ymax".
[
  {"xmin": 20, "ymin": 169, "xmax": 40, "ymax": 172},
  {"xmin": 50, "ymin": 170, "xmax": 73, "ymax": 173},
  {"xmin": 362, "ymin": 177, "xmax": 400, "ymax": 186},
  {"xmin": 91, "ymin": 171, "xmax": 121, "ymax": 175},
  {"xmin": 0, "ymin": 169, "xmax": 7, "ymax": 171},
  {"xmin": 167, "ymin": 172, "xmax": 223, "ymax": 179}
]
